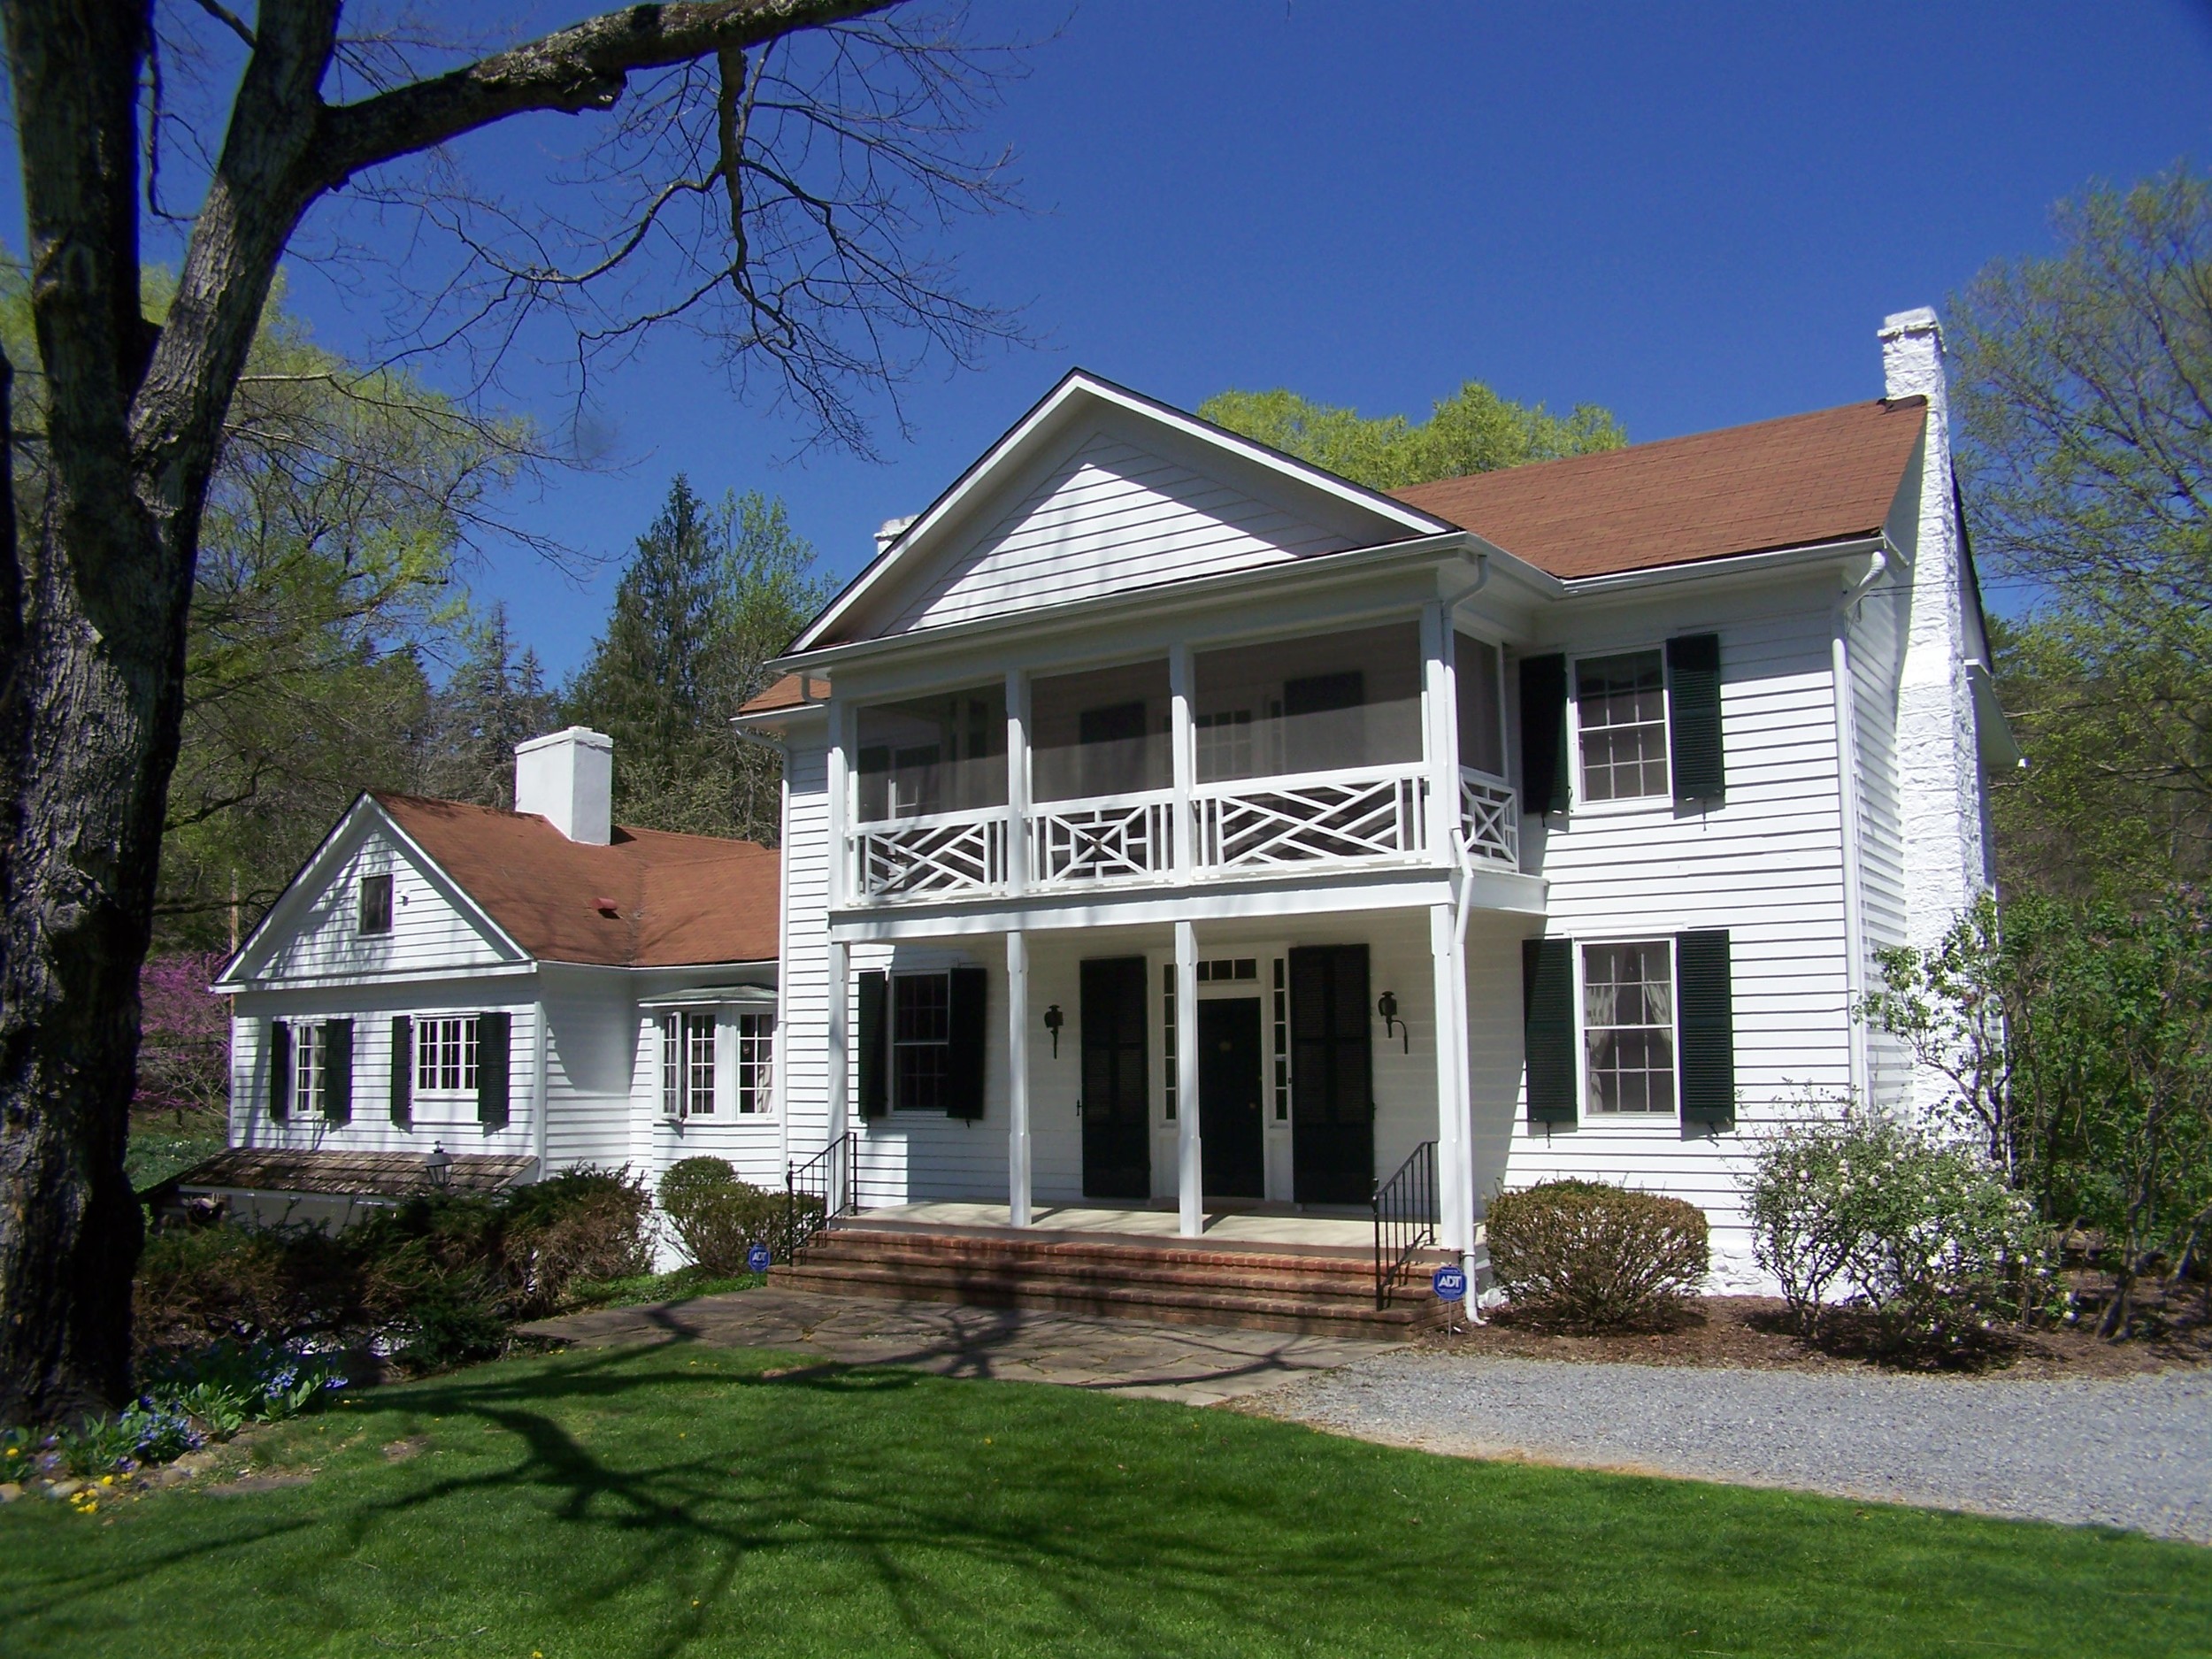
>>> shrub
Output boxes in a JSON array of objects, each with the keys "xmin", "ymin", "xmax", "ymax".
[
  {"xmin": 502, "ymin": 1166, "xmax": 653, "ymax": 1314},
  {"xmin": 1484, "ymin": 1180, "xmax": 1709, "ymax": 1330},
  {"xmin": 1744, "ymin": 1109, "xmax": 2058, "ymax": 1363},
  {"xmin": 134, "ymin": 1219, "xmax": 363, "ymax": 1353},
  {"xmin": 658, "ymin": 1158, "xmax": 790, "ymax": 1274}
]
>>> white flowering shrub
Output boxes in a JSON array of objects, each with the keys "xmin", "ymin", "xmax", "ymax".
[{"xmin": 1744, "ymin": 1108, "xmax": 2058, "ymax": 1363}]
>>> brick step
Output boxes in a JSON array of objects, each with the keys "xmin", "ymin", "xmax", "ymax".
[
  {"xmin": 786, "ymin": 1246, "xmax": 1400, "ymax": 1305},
  {"xmin": 769, "ymin": 1260, "xmax": 1441, "ymax": 1338},
  {"xmin": 809, "ymin": 1225, "xmax": 1438, "ymax": 1279}
]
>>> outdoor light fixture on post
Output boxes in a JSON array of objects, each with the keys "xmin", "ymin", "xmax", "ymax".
[
  {"xmin": 1377, "ymin": 991, "xmax": 1408, "ymax": 1052},
  {"xmin": 1042, "ymin": 1003, "xmax": 1064, "ymax": 1058},
  {"xmin": 425, "ymin": 1142, "xmax": 453, "ymax": 1191}
]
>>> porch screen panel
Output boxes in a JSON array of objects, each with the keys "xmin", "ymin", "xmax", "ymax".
[
  {"xmin": 1288, "ymin": 944, "xmax": 1373, "ymax": 1204},
  {"xmin": 1193, "ymin": 624, "xmax": 1422, "ymax": 783},
  {"xmin": 1031, "ymin": 659, "xmax": 1171, "ymax": 802},
  {"xmin": 853, "ymin": 686, "xmax": 1007, "ymax": 822}
]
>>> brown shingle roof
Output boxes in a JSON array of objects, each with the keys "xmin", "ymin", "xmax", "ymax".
[
  {"xmin": 374, "ymin": 795, "xmax": 778, "ymax": 968},
  {"xmin": 161, "ymin": 1148, "xmax": 537, "ymax": 1200},
  {"xmin": 1390, "ymin": 397, "xmax": 1926, "ymax": 580},
  {"xmin": 739, "ymin": 673, "xmax": 830, "ymax": 715}
]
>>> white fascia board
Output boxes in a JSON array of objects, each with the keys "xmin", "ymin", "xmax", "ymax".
[
  {"xmin": 214, "ymin": 797, "xmax": 533, "ymax": 992},
  {"xmin": 790, "ymin": 370, "xmax": 1459, "ymax": 654},
  {"xmin": 223, "ymin": 961, "xmax": 543, "ymax": 996},
  {"xmin": 1549, "ymin": 535, "xmax": 1888, "ymax": 603},
  {"xmin": 778, "ymin": 531, "xmax": 1494, "ymax": 678},
  {"xmin": 728, "ymin": 700, "xmax": 830, "ymax": 740},
  {"xmin": 639, "ymin": 985, "xmax": 779, "ymax": 1010}
]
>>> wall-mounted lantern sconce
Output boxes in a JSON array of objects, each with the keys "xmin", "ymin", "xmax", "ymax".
[
  {"xmin": 1042, "ymin": 1003, "xmax": 1064, "ymax": 1058},
  {"xmin": 1377, "ymin": 991, "xmax": 1409, "ymax": 1053},
  {"xmin": 425, "ymin": 1142, "xmax": 453, "ymax": 1191}
]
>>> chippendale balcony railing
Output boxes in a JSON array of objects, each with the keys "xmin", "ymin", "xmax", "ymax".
[
  {"xmin": 1190, "ymin": 764, "xmax": 1431, "ymax": 872},
  {"xmin": 1458, "ymin": 771, "xmax": 1520, "ymax": 868},
  {"xmin": 850, "ymin": 805, "xmax": 1008, "ymax": 899},
  {"xmin": 1031, "ymin": 789, "xmax": 1176, "ymax": 885}
]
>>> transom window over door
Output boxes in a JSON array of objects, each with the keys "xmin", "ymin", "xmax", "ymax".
[
  {"xmin": 417, "ymin": 1016, "xmax": 480, "ymax": 1094},
  {"xmin": 1583, "ymin": 941, "xmax": 1674, "ymax": 1113},
  {"xmin": 1577, "ymin": 650, "xmax": 1669, "ymax": 802}
]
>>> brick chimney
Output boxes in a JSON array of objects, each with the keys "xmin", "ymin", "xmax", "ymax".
[{"xmin": 514, "ymin": 726, "xmax": 613, "ymax": 844}]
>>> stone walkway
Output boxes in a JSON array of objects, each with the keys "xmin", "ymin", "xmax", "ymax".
[{"xmin": 521, "ymin": 1287, "xmax": 1399, "ymax": 1405}]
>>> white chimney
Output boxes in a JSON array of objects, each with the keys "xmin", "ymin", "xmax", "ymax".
[
  {"xmin": 514, "ymin": 726, "xmax": 613, "ymax": 844},
  {"xmin": 874, "ymin": 514, "xmax": 917, "ymax": 556}
]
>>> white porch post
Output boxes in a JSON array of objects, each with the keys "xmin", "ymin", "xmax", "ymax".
[
  {"xmin": 825, "ymin": 936, "xmax": 849, "ymax": 1211},
  {"xmin": 826, "ymin": 698, "xmax": 849, "ymax": 909},
  {"xmin": 1429, "ymin": 902, "xmax": 1472, "ymax": 1257},
  {"xmin": 1006, "ymin": 928, "xmax": 1033, "ymax": 1226},
  {"xmin": 1175, "ymin": 918, "xmax": 1202, "ymax": 1236},
  {"xmin": 1422, "ymin": 601, "xmax": 1461, "ymax": 865},
  {"xmin": 1170, "ymin": 642, "xmax": 1194, "ymax": 884},
  {"xmin": 1005, "ymin": 667, "xmax": 1030, "ymax": 897}
]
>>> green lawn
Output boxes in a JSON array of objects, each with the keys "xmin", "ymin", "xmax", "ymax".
[{"xmin": 3, "ymin": 1344, "xmax": 2206, "ymax": 1658}]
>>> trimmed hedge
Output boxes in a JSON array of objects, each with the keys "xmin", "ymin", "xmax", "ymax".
[
  {"xmin": 1485, "ymin": 1179, "xmax": 1709, "ymax": 1330},
  {"xmin": 657, "ymin": 1157, "xmax": 816, "ymax": 1273}
]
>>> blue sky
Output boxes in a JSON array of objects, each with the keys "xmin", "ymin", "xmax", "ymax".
[{"xmin": 19, "ymin": 2, "xmax": 2212, "ymax": 676}]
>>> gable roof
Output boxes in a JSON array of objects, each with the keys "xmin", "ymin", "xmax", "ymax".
[
  {"xmin": 792, "ymin": 369, "xmax": 1454, "ymax": 651},
  {"xmin": 373, "ymin": 795, "xmax": 778, "ymax": 968},
  {"xmin": 1390, "ymin": 397, "xmax": 1926, "ymax": 580}
]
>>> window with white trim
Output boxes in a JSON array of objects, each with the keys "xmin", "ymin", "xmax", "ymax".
[
  {"xmin": 1576, "ymin": 649, "xmax": 1669, "ymax": 802},
  {"xmin": 893, "ymin": 972, "xmax": 950, "ymax": 1112},
  {"xmin": 1582, "ymin": 941, "xmax": 1675, "ymax": 1114},
  {"xmin": 416, "ymin": 1016, "xmax": 480, "ymax": 1094},
  {"xmin": 735, "ymin": 1012, "xmax": 774, "ymax": 1114},
  {"xmin": 294, "ymin": 1021, "xmax": 326, "ymax": 1117},
  {"xmin": 661, "ymin": 1012, "xmax": 716, "ymax": 1118}
]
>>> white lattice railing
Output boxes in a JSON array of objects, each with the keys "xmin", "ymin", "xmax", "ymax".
[
  {"xmin": 1458, "ymin": 771, "xmax": 1520, "ymax": 868},
  {"xmin": 1032, "ymin": 790, "xmax": 1175, "ymax": 886},
  {"xmin": 1193, "ymin": 764, "xmax": 1430, "ymax": 871},
  {"xmin": 850, "ymin": 808, "xmax": 1008, "ymax": 899}
]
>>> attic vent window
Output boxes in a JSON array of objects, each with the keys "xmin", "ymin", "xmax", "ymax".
[{"xmin": 359, "ymin": 873, "xmax": 393, "ymax": 936}]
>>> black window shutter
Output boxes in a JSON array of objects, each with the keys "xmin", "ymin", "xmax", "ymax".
[
  {"xmin": 1521, "ymin": 938, "xmax": 1577, "ymax": 1125},
  {"xmin": 1666, "ymin": 634, "xmax": 1725, "ymax": 802},
  {"xmin": 1676, "ymin": 930, "xmax": 1736, "ymax": 1125},
  {"xmin": 268, "ymin": 1021, "xmax": 291, "ymax": 1121},
  {"xmin": 856, "ymin": 971, "xmax": 888, "ymax": 1119},
  {"xmin": 324, "ymin": 1018, "xmax": 354, "ymax": 1124},
  {"xmin": 390, "ymin": 1016, "xmax": 413, "ymax": 1127},
  {"xmin": 1518, "ymin": 654, "xmax": 1570, "ymax": 814},
  {"xmin": 946, "ymin": 967, "xmax": 988, "ymax": 1120},
  {"xmin": 477, "ymin": 1010, "xmax": 511, "ymax": 1128}
]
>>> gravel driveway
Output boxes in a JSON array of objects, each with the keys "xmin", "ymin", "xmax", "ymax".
[{"xmin": 1257, "ymin": 1351, "xmax": 2212, "ymax": 1544}]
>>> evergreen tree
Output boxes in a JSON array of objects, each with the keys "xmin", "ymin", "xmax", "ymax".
[{"xmin": 420, "ymin": 607, "xmax": 560, "ymax": 810}]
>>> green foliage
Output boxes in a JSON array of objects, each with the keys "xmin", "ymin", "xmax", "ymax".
[
  {"xmin": 1744, "ymin": 1108, "xmax": 2058, "ymax": 1364},
  {"xmin": 415, "ymin": 606, "xmax": 559, "ymax": 809},
  {"xmin": 564, "ymin": 1266, "xmax": 763, "ymax": 1310},
  {"xmin": 1952, "ymin": 165, "xmax": 2212, "ymax": 898},
  {"xmin": 657, "ymin": 1156, "xmax": 794, "ymax": 1273},
  {"xmin": 1197, "ymin": 379, "xmax": 1625, "ymax": 490},
  {"xmin": 565, "ymin": 478, "xmax": 831, "ymax": 841},
  {"xmin": 1483, "ymin": 1179, "xmax": 1709, "ymax": 1331}
]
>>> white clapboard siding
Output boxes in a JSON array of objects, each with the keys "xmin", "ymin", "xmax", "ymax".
[
  {"xmin": 885, "ymin": 430, "xmax": 1360, "ymax": 636},
  {"xmin": 541, "ymin": 977, "xmax": 639, "ymax": 1171},
  {"xmin": 778, "ymin": 741, "xmax": 834, "ymax": 1171},
  {"xmin": 1496, "ymin": 611, "xmax": 1854, "ymax": 1281},
  {"xmin": 1851, "ymin": 574, "xmax": 1912, "ymax": 1112},
  {"xmin": 257, "ymin": 823, "xmax": 512, "ymax": 984}
]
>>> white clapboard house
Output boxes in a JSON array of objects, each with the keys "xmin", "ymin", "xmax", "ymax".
[
  {"xmin": 734, "ymin": 309, "xmax": 2012, "ymax": 1331},
  {"xmin": 192, "ymin": 728, "xmax": 781, "ymax": 1229}
]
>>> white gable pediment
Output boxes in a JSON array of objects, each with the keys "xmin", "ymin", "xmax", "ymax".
[
  {"xmin": 804, "ymin": 374, "xmax": 1448, "ymax": 649},
  {"xmin": 221, "ymin": 803, "xmax": 524, "ymax": 988}
]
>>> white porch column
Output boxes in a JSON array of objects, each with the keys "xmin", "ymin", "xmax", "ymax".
[
  {"xmin": 826, "ymin": 698, "xmax": 850, "ymax": 910},
  {"xmin": 1006, "ymin": 928, "xmax": 1033, "ymax": 1226},
  {"xmin": 1429, "ymin": 902, "xmax": 1472, "ymax": 1257},
  {"xmin": 1422, "ymin": 601, "xmax": 1461, "ymax": 865},
  {"xmin": 1005, "ymin": 668, "xmax": 1030, "ymax": 897},
  {"xmin": 825, "ymin": 936, "xmax": 849, "ymax": 1211},
  {"xmin": 1174, "ymin": 918, "xmax": 1202, "ymax": 1236},
  {"xmin": 1170, "ymin": 642, "xmax": 1194, "ymax": 884}
]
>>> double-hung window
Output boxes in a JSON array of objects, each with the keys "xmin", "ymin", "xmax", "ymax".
[
  {"xmin": 358, "ymin": 873, "xmax": 392, "ymax": 935},
  {"xmin": 416, "ymin": 1016, "xmax": 480, "ymax": 1094},
  {"xmin": 293, "ymin": 1021, "xmax": 327, "ymax": 1117},
  {"xmin": 734, "ymin": 1013, "xmax": 774, "ymax": 1114},
  {"xmin": 661, "ymin": 1012, "xmax": 717, "ymax": 1118},
  {"xmin": 1576, "ymin": 650, "xmax": 1669, "ymax": 803},
  {"xmin": 1582, "ymin": 941, "xmax": 1675, "ymax": 1114},
  {"xmin": 892, "ymin": 973, "xmax": 951, "ymax": 1112}
]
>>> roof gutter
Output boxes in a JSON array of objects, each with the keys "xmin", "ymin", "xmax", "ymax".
[{"xmin": 1555, "ymin": 534, "xmax": 1888, "ymax": 598}]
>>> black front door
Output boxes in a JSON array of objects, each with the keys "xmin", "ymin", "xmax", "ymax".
[
  {"xmin": 1290, "ymin": 944, "xmax": 1374, "ymax": 1203},
  {"xmin": 1198, "ymin": 997, "xmax": 1265, "ymax": 1200},
  {"xmin": 1080, "ymin": 957, "xmax": 1151, "ymax": 1200}
]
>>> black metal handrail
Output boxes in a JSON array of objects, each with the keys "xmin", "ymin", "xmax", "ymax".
[
  {"xmin": 1371, "ymin": 1139, "xmax": 1438, "ymax": 1310},
  {"xmin": 783, "ymin": 1131, "xmax": 855, "ymax": 1262}
]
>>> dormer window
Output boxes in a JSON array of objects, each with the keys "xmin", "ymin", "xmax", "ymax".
[{"xmin": 359, "ymin": 873, "xmax": 393, "ymax": 935}]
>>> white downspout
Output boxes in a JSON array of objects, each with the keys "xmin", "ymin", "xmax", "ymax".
[{"xmin": 1832, "ymin": 549, "xmax": 1888, "ymax": 1105}]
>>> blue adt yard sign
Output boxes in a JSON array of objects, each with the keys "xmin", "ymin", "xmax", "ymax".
[
  {"xmin": 1432, "ymin": 1263, "xmax": 1467, "ymax": 1303},
  {"xmin": 746, "ymin": 1242, "xmax": 772, "ymax": 1274}
]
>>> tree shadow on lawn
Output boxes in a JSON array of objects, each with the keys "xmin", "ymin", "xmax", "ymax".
[{"xmin": 8, "ymin": 1342, "xmax": 2208, "ymax": 1659}]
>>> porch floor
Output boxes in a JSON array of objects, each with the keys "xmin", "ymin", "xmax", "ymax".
[{"xmin": 854, "ymin": 1200, "xmax": 1376, "ymax": 1251}]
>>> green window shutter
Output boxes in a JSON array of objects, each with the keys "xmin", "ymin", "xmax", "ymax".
[
  {"xmin": 268, "ymin": 1021, "xmax": 291, "ymax": 1121},
  {"xmin": 1676, "ymin": 930, "xmax": 1735, "ymax": 1125},
  {"xmin": 390, "ymin": 1017, "xmax": 413, "ymax": 1128},
  {"xmin": 856, "ymin": 971, "xmax": 888, "ymax": 1120},
  {"xmin": 1665, "ymin": 633, "xmax": 1724, "ymax": 802},
  {"xmin": 1520, "ymin": 938, "xmax": 1577, "ymax": 1125},
  {"xmin": 945, "ymin": 967, "xmax": 989, "ymax": 1120},
  {"xmin": 1517, "ymin": 654, "xmax": 1571, "ymax": 815},
  {"xmin": 324, "ymin": 1018, "xmax": 354, "ymax": 1124},
  {"xmin": 477, "ymin": 1010, "xmax": 511, "ymax": 1128}
]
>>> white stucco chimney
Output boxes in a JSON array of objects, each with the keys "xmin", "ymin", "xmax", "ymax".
[
  {"xmin": 1879, "ymin": 306, "xmax": 1991, "ymax": 953},
  {"xmin": 514, "ymin": 726, "xmax": 613, "ymax": 845}
]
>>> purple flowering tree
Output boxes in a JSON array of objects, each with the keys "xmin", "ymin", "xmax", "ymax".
[{"xmin": 133, "ymin": 955, "xmax": 230, "ymax": 1123}]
